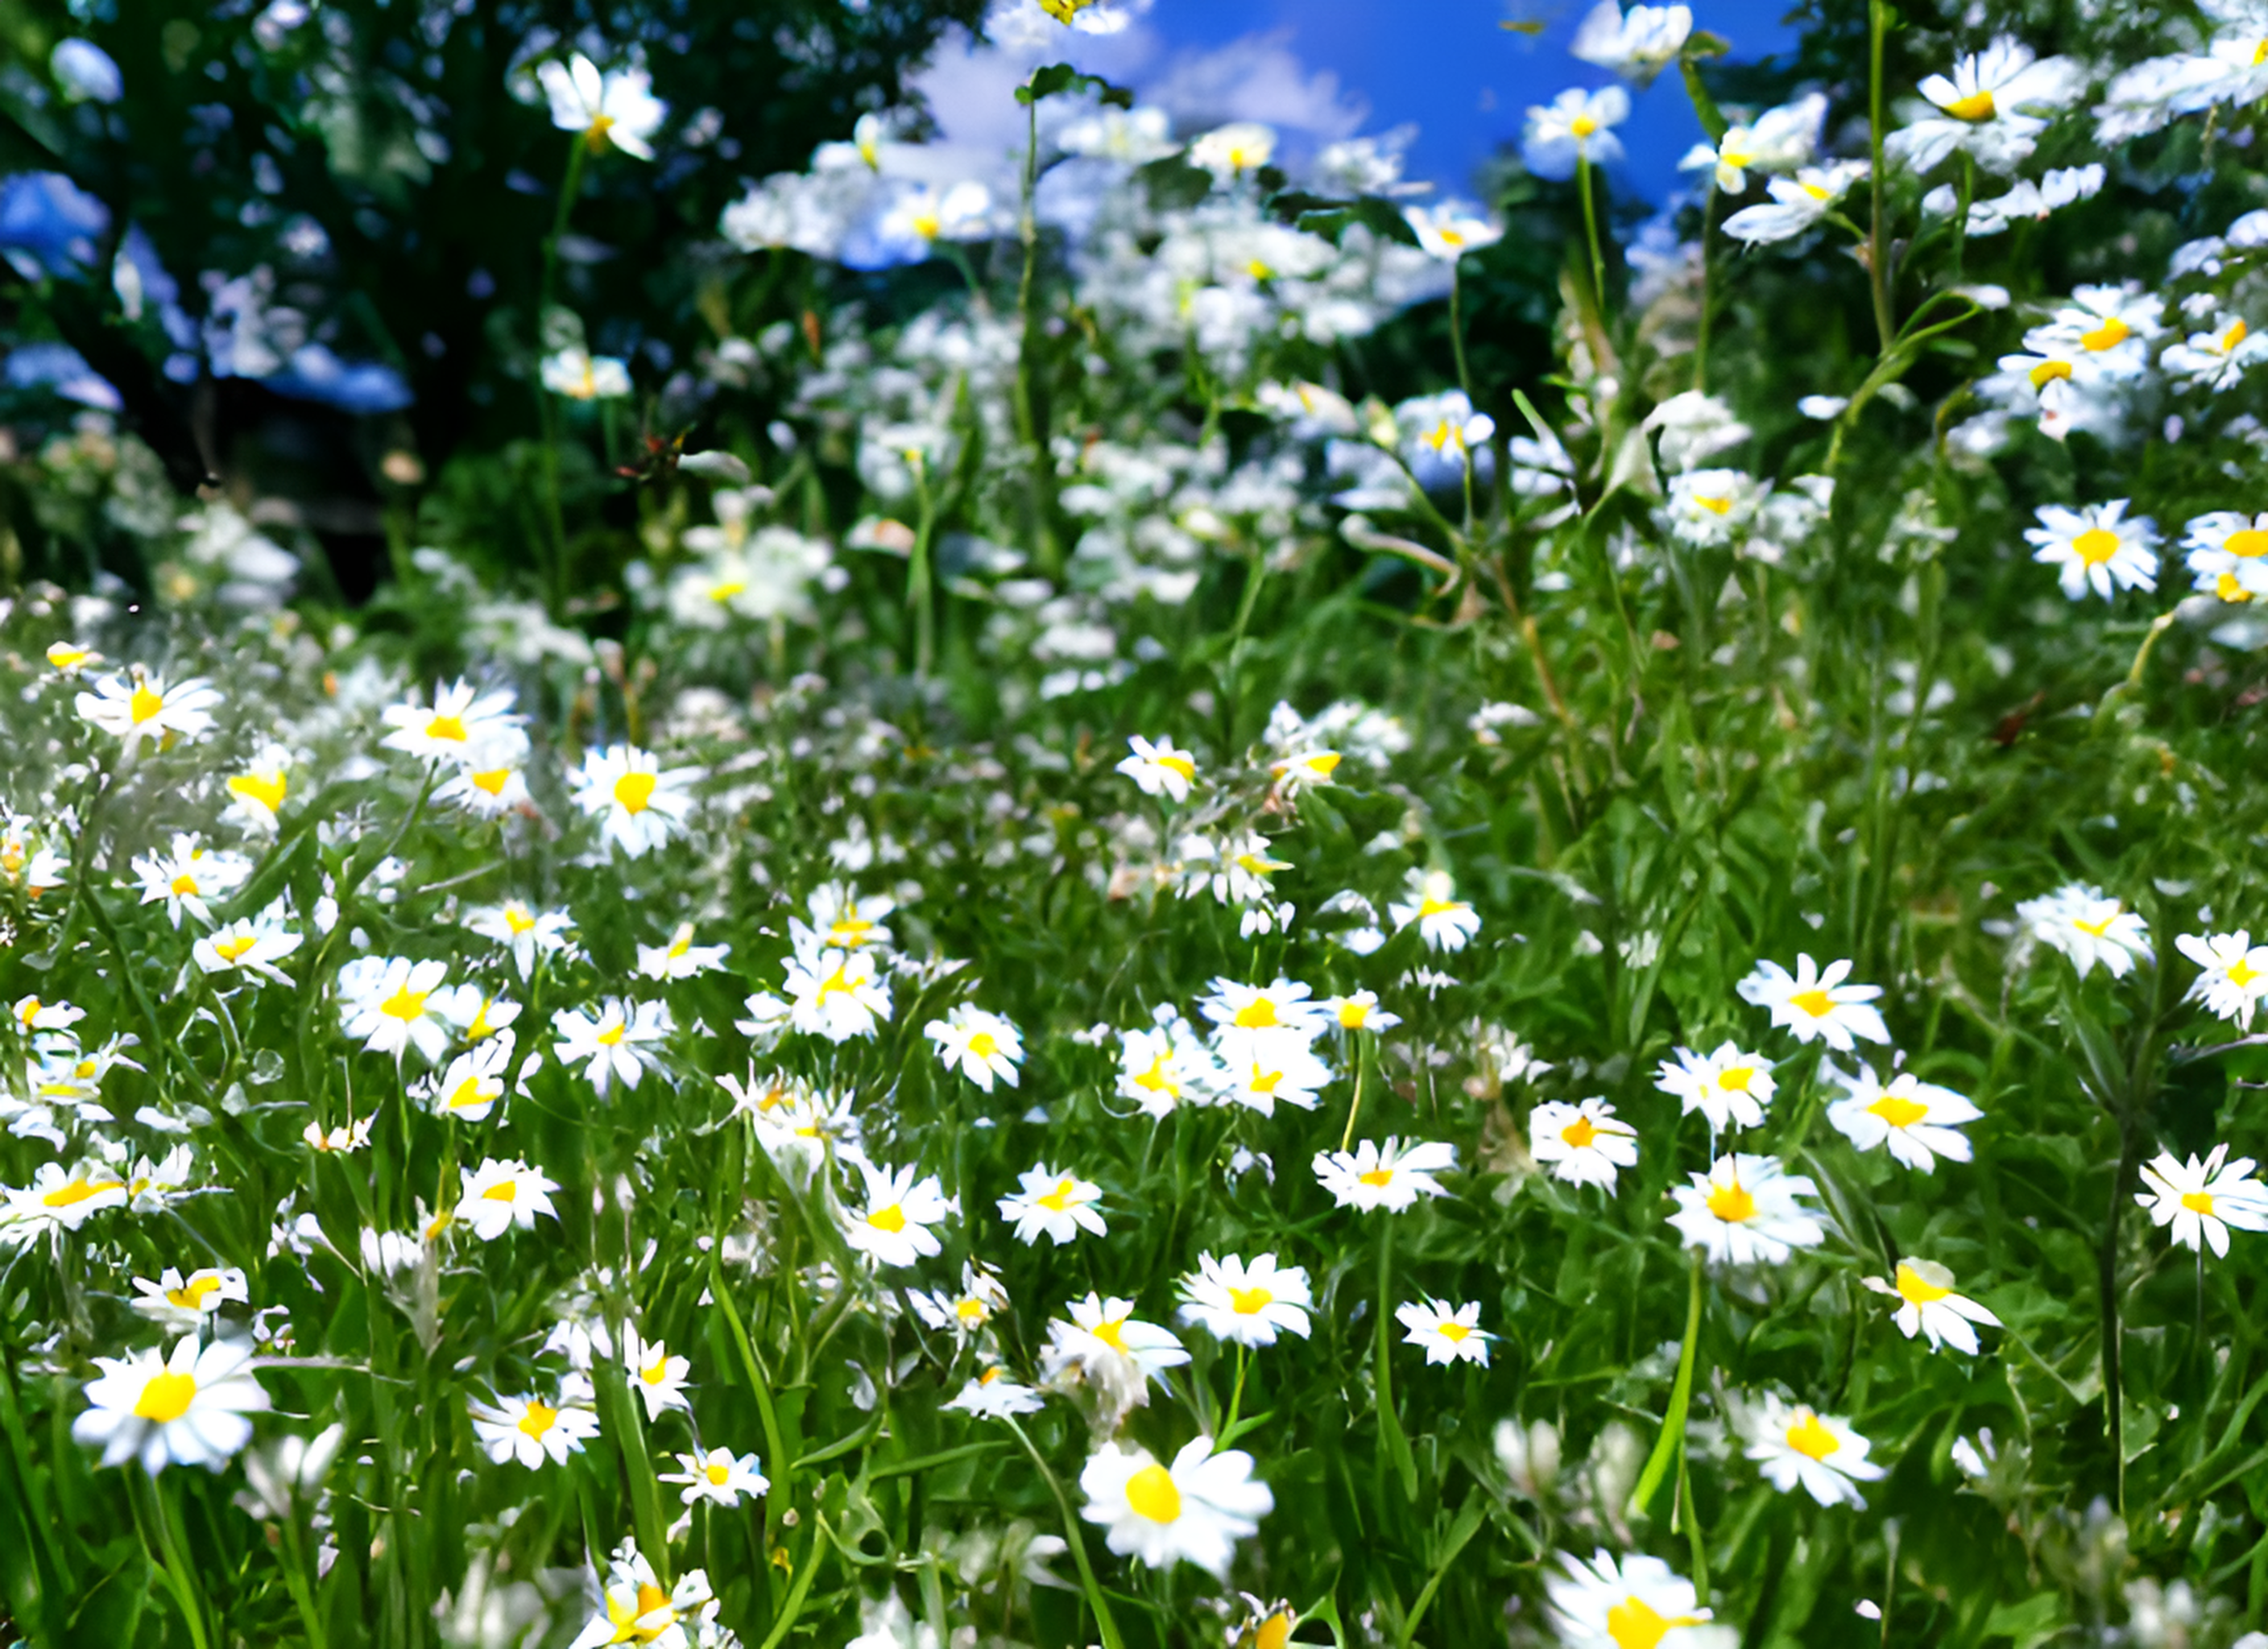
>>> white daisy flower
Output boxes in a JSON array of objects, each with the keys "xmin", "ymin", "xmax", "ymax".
[
  {"xmin": 71, "ymin": 1335, "xmax": 269, "ymax": 1473},
  {"xmin": 784, "ymin": 947, "xmax": 893, "ymax": 1042},
  {"xmin": 565, "ymin": 1554, "xmax": 715, "ymax": 1649},
  {"xmin": 1078, "ymin": 1436, "xmax": 1272, "ymax": 1579},
  {"xmin": 1117, "ymin": 1008, "xmax": 1220, "ymax": 1117},
  {"xmin": 2026, "ymin": 500, "xmax": 2158, "ymax": 601},
  {"xmin": 192, "ymin": 911, "xmax": 303, "ymax": 985},
  {"xmin": 2136, "ymin": 1144, "xmax": 2268, "ymax": 1258},
  {"xmin": 1653, "ymin": 1042, "xmax": 1777, "ymax": 1134},
  {"xmin": 2162, "ymin": 311, "xmax": 2268, "ymax": 391},
  {"xmin": 2014, "ymin": 884, "xmax": 2154, "ymax": 978},
  {"xmin": 621, "ymin": 1325, "xmax": 692, "ymax": 1422},
  {"xmin": 1884, "ymin": 35, "xmax": 2081, "ymax": 176},
  {"xmin": 1668, "ymin": 1154, "xmax": 1826, "ymax": 1266},
  {"xmin": 2177, "ymin": 929, "xmax": 2268, "ymax": 1026},
  {"xmin": 1568, "ymin": 0, "xmax": 1692, "ymax": 85},
  {"xmin": 432, "ymin": 740, "xmax": 532, "ymax": 817},
  {"xmin": 1736, "ymin": 953, "xmax": 1890, "ymax": 1050},
  {"xmin": 635, "ymin": 923, "xmax": 730, "ymax": 981},
  {"xmin": 75, "ymin": 667, "xmax": 222, "ymax": 749},
  {"xmin": 1115, "ymin": 734, "xmax": 1200, "ymax": 803},
  {"xmin": 997, "ymin": 1164, "xmax": 1107, "ymax": 1246},
  {"xmin": 660, "ymin": 1446, "xmax": 768, "ymax": 1508},
  {"xmin": 1386, "ymin": 868, "xmax": 1482, "ymax": 952},
  {"xmin": 1176, "ymin": 1252, "xmax": 1314, "ymax": 1348},
  {"xmin": 418, "ymin": 1032, "xmax": 522, "ymax": 1122},
  {"xmin": 536, "ymin": 52, "xmax": 666, "ymax": 160},
  {"xmin": 908, "ymin": 1262, "xmax": 1012, "ymax": 1341},
  {"xmin": 799, "ymin": 883, "xmax": 896, "ymax": 953},
  {"xmin": 2183, "ymin": 510, "xmax": 2268, "ymax": 605},
  {"xmin": 1722, "ymin": 161, "xmax": 1869, "ymax": 246},
  {"xmin": 2, "ymin": 1160, "xmax": 128, "ymax": 1245},
  {"xmin": 457, "ymin": 1158, "xmax": 561, "ymax": 1241},
  {"xmin": 469, "ymin": 1386, "xmax": 601, "ymax": 1469},
  {"xmin": 128, "ymin": 1266, "xmax": 250, "ymax": 1333},
  {"xmin": 131, "ymin": 833, "xmax": 252, "ymax": 928},
  {"xmin": 1678, "ymin": 91, "xmax": 1824, "ymax": 192},
  {"xmin": 1312, "ymin": 1137, "xmax": 1458, "ymax": 1213},
  {"xmin": 1404, "ymin": 202, "xmax": 1502, "ymax": 262},
  {"xmin": 1215, "ymin": 1034, "xmax": 1333, "ymax": 1117},
  {"xmin": 1664, "ymin": 469, "xmax": 1765, "ymax": 545},
  {"xmin": 337, "ymin": 956, "xmax": 473, "ymax": 1064},
  {"xmin": 925, "ymin": 1006, "xmax": 1024, "ymax": 1092},
  {"xmin": 222, "ymin": 745, "xmax": 292, "ymax": 833},
  {"xmin": 1041, "ymin": 1293, "xmax": 1190, "ymax": 1421},
  {"xmin": 1528, "ymin": 1097, "xmax": 1639, "ymax": 1190},
  {"xmin": 1395, "ymin": 1299, "xmax": 1492, "ymax": 1366},
  {"xmin": 465, "ymin": 900, "xmax": 573, "ymax": 980},
  {"xmin": 943, "ymin": 1367, "xmax": 1048, "ymax": 1420},
  {"xmin": 1521, "ymin": 85, "xmax": 1630, "ymax": 181},
  {"xmin": 1862, "ymin": 1259, "xmax": 2002, "ymax": 1354},
  {"xmin": 1319, "ymin": 990, "xmax": 1400, "ymax": 1034},
  {"xmin": 1825, "ymin": 1064, "xmax": 1982, "ymax": 1172},
  {"xmin": 380, "ymin": 680, "xmax": 526, "ymax": 764},
  {"xmin": 551, "ymin": 998, "xmax": 673, "ymax": 1098},
  {"xmin": 568, "ymin": 744, "xmax": 702, "ymax": 858},
  {"xmin": 1546, "ymin": 1548, "xmax": 1719, "ymax": 1648},
  {"xmin": 1744, "ymin": 1395, "xmax": 1885, "ymax": 1508},
  {"xmin": 2023, "ymin": 284, "xmax": 2164, "ymax": 379},
  {"xmin": 843, "ymin": 1160, "xmax": 953, "ymax": 1268}
]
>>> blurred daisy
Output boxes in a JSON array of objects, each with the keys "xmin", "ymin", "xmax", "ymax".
[
  {"xmin": 1528, "ymin": 1097, "xmax": 1639, "ymax": 1190},
  {"xmin": 2026, "ymin": 501, "xmax": 2158, "ymax": 601},
  {"xmin": 1825, "ymin": 1064, "xmax": 1982, "ymax": 1172},
  {"xmin": 1668, "ymin": 1154, "xmax": 1825, "ymax": 1265},
  {"xmin": 132, "ymin": 834, "xmax": 252, "ymax": 928},
  {"xmin": 1041, "ymin": 1293, "xmax": 1190, "ymax": 1419},
  {"xmin": 466, "ymin": 900, "xmax": 573, "ymax": 980},
  {"xmin": 72, "ymin": 1336, "xmax": 269, "ymax": 1473},
  {"xmin": 925, "ymin": 1006, "xmax": 1024, "ymax": 1091},
  {"xmin": 1522, "ymin": 86, "xmax": 1629, "ymax": 181},
  {"xmin": 1177, "ymin": 1252, "xmax": 1314, "ymax": 1347},
  {"xmin": 542, "ymin": 347, "xmax": 632, "ymax": 401},
  {"xmin": 1404, "ymin": 202, "xmax": 1502, "ymax": 262},
  {"xmin": 2025, "ymin": 285, "xmax": 2163, "ymax": 378},
  {"xmin": 1723, "ymin": 161, "xmax": 1869, "ymax": 246},
  {"xmin": 470, "ymin": 1387, "xmax": 601, "ymax": 1469},
  {"xmin": 636, "ymin": 924, "xmax": 730, "ymax": 982},
  {"xmin": 1679, "ymin": 92, "xmax": 1824, "ymax": 192},
  {"xmin": 784, "ymin": 947, "xmax": 893, "ymax": 1042},
  {"xmin": 1312, "ymin": 1137, "xmax": 1458, "ymax": 1212},
  {"xmin": 1744, "ymin": 1396, "xmax": 1885, "ymax": 1508},
  {"xmin": 1862, "ymin": 1259, "xmax": 2001, "ymax": 1354},
  {"xmin": 1117, "ymin": 1009, "xmax": 1219, "ymax": 1116},
  {"xmin": 1568, "ymin": 0, "xmax": 1692, "ymax": 85},
  {"xmin": 909, "ymin": 1262, "xmax": 1012, "ymax": 1341},
  {"xmin": 801, "ymin": 883, "xmax": 896, "ymax": 953},
  {"xmin": 45, "ymin": 640, "xmax": 99, "ymax": 673},
  {"xmin": 76, "ymin": 667, "xmax": 221, "ymax": 749},
  {"xmin": 1199, "ymin": 977, "xmax": 1326, "ymax": 1042},
  {"xmin": 457, "ymin": 1158, "xmax": 561, "ymax": 1241},
  {"xmin": 2137, "ymin": 1144, "xmax": 2268, "ymax": 1257},
  {"xmin": 2163, "ymin": 312, "xmax": 2268, "ymax": 391},
  {"xmin": 223, "ymin": 745, "xmax": 292, "ymax": 832},
  {"xmin": 1321, "ymin": 990, "xmax": 1400, "ymax": 1035},
  {"xmin": 3, "ymin": 1159, "xmax": 127, "ymax": 1243},
  {"xmin": 192, "ymin": 912, "xmax": 302, "ymax": 985},
  {"xmin": 1079, "ymin": 1436, "xmax": 1272, "ymax": 1578},
  {"xmin": 433, "ymin": 741, "xmax": 532, "ymax": 816},
  {"xmin": 1396, "ymin": 1299, "xmax": 1492, "ymax": 1366},
  {"xmin": 304, "ymin": 1115, "xmax": 373, "ymax": 1155},
  {"xmin": 2183, "ymin": 511, "xmax": 2268, "ymax": 605},
  {"xmin": 2178, "ymin": 929, "xmax": 2268, "ymax": 1026},
  {"xmin": 1664, "ymin": 469, "xmax": 1764, "ymax": 545},
  {"xmin": 945, "ymin": 1366, "xmax": 1048, "ymax": 1419},
  {"xmin": 1189, "ymin": 122, "xmax": 1275, "ymax": 180},
  {"xmin": 2015, "ymin": 884, "xmax": 2153, "ymax": 978},
  {"xmin": 844, "ymin": 1160, "xmax": 953, "ymax": 1268},
  {"xmin": 380, "ymin": 680, "xmax": 525, "ymax": 764},
  {"xmin": 1654, "ymin": 1043, "xmax": 1776, "ymax": 1134},
  {"xmin": 1884, "ymin": 35, "xmax": 2080, "ymax": 175},
  {"xmin": 537, "ymin": 52, "xmax": 665, "ymax": 159},
  {"xmin": 129, "ymin": 1266, "xmax": 250, "ymax": 1333},
  {"xmin": 1387, "ymin": 869, "xmax": 1481, "ymax": 953},
  {"xmin": 998, "ymin": 1164, "xmax": 1107, "ymax": 1246},
  {"xmin": 621, "ymin": 1325, "xmax": 692, "ymax": 1422},
  {"xmin": 567, "ymin": 1554, "xmax": 715, "ymax": 1649},
  {"xmin": 569, "ymin": 745, "xmax": 701, "ymax": 858},
  {"xmin": 1546, "ymin": 1548, "xmax": 1719, "ymax": 1648},
  {"xmin": 1117, "ymin": 735, "xmax": 1200, "ymax": 803},
  {"xmin": 1736, "ymin": 954, "xmax": 1889, "ymax": 1050},
  {"xmin": 420, "ymin": 1032, "xmax": 521, "ymax": 1122},
  {"xmin": 552, "ymin": 998, "xmax": 673, "ymax": 1097},
  {"xmin": 660, "ymin": 1446, "xmax": 768, "ymax": 1507}
]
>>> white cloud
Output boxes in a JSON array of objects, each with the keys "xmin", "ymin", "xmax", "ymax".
[{"xmin": 1144, "ymin": 31, "xmax": 1368, "ymax": 147}]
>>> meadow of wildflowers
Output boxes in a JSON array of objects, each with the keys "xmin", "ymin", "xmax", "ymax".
[{"xmin": 10, "ymin": 0, "xmax": 2268, "ymax": 1645}]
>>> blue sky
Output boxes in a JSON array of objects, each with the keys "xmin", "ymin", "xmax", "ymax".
[{"xmin": 917, "ymin": 0, "xmax": 1806, "ymax": 204}]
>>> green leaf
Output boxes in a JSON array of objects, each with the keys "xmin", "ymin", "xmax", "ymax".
[{"xmin": 1016, "ymin": 63, "xmax": 1134, "ymax": 109}]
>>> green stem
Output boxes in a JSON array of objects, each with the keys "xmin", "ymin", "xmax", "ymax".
[
  {"xmin": 1012, "ymin": 89, "xmax": 1058, "ymax": 579},
  {"xmin": 1223, "ymin": 1344, "xmax": 1250, "ymax": 1440},
  {"xmin": 753, "ymin": 1516, "xmax": 826, "ymax": 1649},
  {"xmin": 536, "ymin": 134, "xmax": 590, "ymax": 610},
  {"xmin": 1577, "ymin": 151, "xmax": 1609, "ymax": 321},
  {"xmin": 1001, "ymin": 1415, "xmax": 1126, "ymax": 1649},
  {"xmin": 1447, "ymin": 258, "xmax": 1474, "ymax": 404},
  {"xmin": 1340, "ymin": 1044, "xmax": 1367, "ymax": 1153},
  {"xmin": 280, "ymin": 1513, "xmax": 331, "ymax": 1649},
  {"xmin": 710, "ymin": 1251, "xmax": 792, "ymax": 1570},
  {"xmin": 909, "ymin": 457, "xmax": 937, "ymax": 680},
  {"xmin": 1630, "ymin": 1250, "xmax": 1705, "ymax": 1519},
  {"xmin": 139, "ymin": 1472, "xmax": 213, "ymax": 1649},
  {"xmin": 1865, "ymin": 0, "xmax": 1895, "ymax": 354}
]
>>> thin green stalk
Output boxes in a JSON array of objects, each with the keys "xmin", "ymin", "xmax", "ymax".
[
  {"xmin": 909, "ymin": 455, "xmax": 937, "ymax": 680},
  {"xmin": 139, "ymin": 1472, "xmax": 213, "ymax": 1649},
  {"xmin": 1865, "ymin": 0, "xmax": 1895, "ymax": 353},
  {"xmin": 1630, "ymin": 1250, "xmax": 1704, "ymax": 1519},
  {"xmin": 1339, "ymin": 1044, "xmax": 1367, "ymax": 1152},
  {"xmin": 753, "ymin": 1515, "xmax": 826, "ymax": 1649},
  {"xmin": 1012, "ymin": 88, "xmax": 1058, "ymax": 578},
  {"xmin": 1373, "ymin": 1218, "xmax": 1418, "ymax": 1502},
  {"xmin": 536, "ymin": 135, "xmax": 590, "ymax": 610},
  {"xmin": 281, "ymin": 1512, "xmax": 332, "ymax": 1649},
  {"xmin": 710, "ymin": 1250, "xmax": 791, "ymax": 1567},
  {"xmin": 1001, "ymin": 1415, "xmax": 1126, "ymax": 1649},
  {"xmin": 1223, "ymin": 1344, "xmax": 1250, "ymax": 1440},
  {"xmin": 1577, "ymin": 151, "xmax": 1609, "ymax": 320},
  {"xmin": 1448, "ymin": 258, "xmax": 1475, "ymax": 404}
]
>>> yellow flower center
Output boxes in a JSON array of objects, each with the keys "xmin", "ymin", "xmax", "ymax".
[
  {"xmin": 134, "ymin": 1370, "xmax": 199, "ymax": 1424},
  {"xmin": 967, "ymin": 1031, "xmax": 999, "ymax": 1059},
  {"xmin": 1893, "ymin": 1262, "xmax": 1951, "ymax": 1306},
  {"xmin": 518, "ymin": 1400, "xmax": 558, "ymax": 1440},
  {"xmin": 482, "ymin": 1179, "xmax": 518, "ymax": 1203},
  {"xmin": 1438, "ymin": 1321, "xmax": 1472, "ymax": 1343},
  {"xmin": 1092, "ymin": 1316, "xmax": 1132, "ymax": 1353},
  {"xmin": 1785, "ymin": 1411, "xmax": 1840, "ymax": 1461},
  {"xmin": 1256, "ymin": 1614, "xmax": 1294, "ymax": 1649},
  {"xmin": 1943, "ymin": 89, "xmax": 1997, "ymax": 122},
  {"xmin": 472, "ymin": 767, "xmax": 513, "ymax": 796},
  {"xmin": 867, "ymin": 1203, "xmax": 906, "ymax": 1234},
  {"xmin": 449, "ymin": 1077, "xmax": 489, "ymax": 1110},
  {"xmin": 597, "ymin": 1020, "xmax": 627, "ymax": 1047},
  {"xmin": 505, "ymin": 905, "xmax": 536, "ymax": 935},
  {"xmin": 830, "ymin": 914, "xmax": 876, "ymax": 946},
  {"xmin": 381, "ymin": 986, "xmax": 430, "ymax": 1022},
  {"xmin": 1571, "ymin": 114, "xmax": 1599, "ymax": 138},
  {"xmin": 1229, "ymin": 1285, "xmax": 1273, "ymax": 1315},
  {"xmin": 2230, "ymin": 956, "xmax": 2261, "ymax": 987},
  {"xmin": 2228, "ymin": 529, "xmax": 2268, "ymax": 559},
  {"xmin": 1706, "ymin": 1178, "xmax": 1757, "ymax": 1223},
  {"xmin": 2080, "ymin": 317, "xmax": 2130, "ymax": 352},
  {"xmin": 1718, "ymin": 1064, "xmax": 1757, "ymax": 1092},
  {"xmin": 1562, "ymin": 1116, "xmax": 1600, "ymax": 1149},
  {"xmin": 1869, "ymin": 1092, "xmax": 1930, "ymax": 1129},
  {"xmin": 1157, "ymin": 754, "xmax": 1196, "ymax": 780},
  {"xmin": 2072, "ymin": 527, "xmax": 2121, "ymax": 566},
  {"xmin": 957, "ymin": 1297, "xmax": 988, "ymax": 1323},
  {"xmin": 2029, "ymin": 358, "xmax": 2073, "ymax": 388},
  {"xmin": 2224, "ymin": 317, "xmax": 2250, "ymax": 351},
  {"xmin": 425, "ymin": 713, "xmax": 467, "ymax": 742},
  {"xmin": 1233, "ymin": 999, "xmax": 1281, "ymax": 1029},
  {"xmin": 1786, "ymin": 987, "xmax": 1836, "ymax": 1019},
  {"xmin": 1606, "ymin": 1595, "xmax": 1706, "ymax": 1649},
  {"xmin": 129, "ymin": 684, "xmax": 165, "ymax": 724},
  {"xmin": 710, "ymin": 579, "xmax": 748, "ymax": 603},
  {"xmin": 1358, "ymin": 1168, "xmax": 1397, "ymax": 1188},
  {"xmin": 1037, "ymin": 1177, "xmax": 1081, "ymax": 1212},
  {"xmin": 614, "ymin": 771, "xmax": 657, "ymax": 815},
  {"xmin": 1134, "ymin": 1054, "xmax": 1177, "ymax": 1095},
  {"xmin": 230, "ymin": 771, "xmax": 288, "ymax": 812},
  {"xmin": 642, "ymin": 1355, "xmax": 672, "ymax": 1386},
  {"xmin": 1418, "ymin": 896, "xmax": 1466, "ymax": 918},
  {"xmin": 2183, "ymin": 1189, "xmax": 2216, "ymax": 1217},
  {"xmin": 167, "ymin": 1275, "xmax": 223, "ymax": 1310},
  {"xmin": 1125, "ymin": 1462, "xmax": 1182, "ymax": 1523},
  {"xmin": 170, "ymin": 873, "xmax": 200, "ymax": 897},
  {"xmin": 2219, "ymin": 572, "xmax": 2253, "ymax": 603},
  {"xmin": 2073, "ymin": 911, "xmax": 2119, "ymax": 937},
  {"xmin": 706, "ymin": 1461, "xmax": 732, "ymax": 1486},
  {"xmin": 43, "ymin": 1177, "xmax": 101, "ymax": 1208},
  {"xmin": 214, "ymin": 933, "xmax": 259, "ymax": 963},
  {"xmin": 1250, "ymin": 1066, "xmax": 1285, "ymax": 1094}
]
